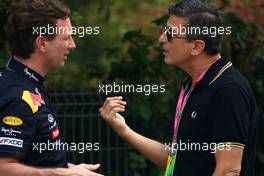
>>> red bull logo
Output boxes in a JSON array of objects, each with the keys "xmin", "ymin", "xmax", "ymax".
[
  {"xmin": 22, "ymin": 89, "xmax": 45, "ymax": 113},
  {"xmin": 29, "ymin": 92, "xmax": 45, "ymax": 106}
]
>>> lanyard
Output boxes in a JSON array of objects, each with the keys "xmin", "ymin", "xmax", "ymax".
[
  {"xmin": 172, "ymin": 72, "xmax": 205, "ymax": 141},
  {"xmin": 164, "ymin": 57, "xmax": 222, "ymax": 176},
  {"xmin": 164, "ymin": 69, "xmax": 209, "ymax": 176}
]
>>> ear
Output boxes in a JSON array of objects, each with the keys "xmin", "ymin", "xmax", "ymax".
[
  {"xmin": 35, "ymin": 36, "xmax": 46, "ymax": 53},
  {"xmin": 190, "ymin": 40, "xmax": 205, "ymax": 56}
]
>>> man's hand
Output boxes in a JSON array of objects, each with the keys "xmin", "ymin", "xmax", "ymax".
[
  {"xmin": 99, "ymin": 96, "xmax": 168, "ymax": 169},
  {"xmin": 67, "ymin": 163, "xmax": 76, "ymax": 168},
  {"xmin": 99, "ymin": 96, "xmax": 127, "ymax": 135},
  {"xmin": 0, "ymin": 157, "xmax": 103, "ymax": 176},
  {"xmin": 65, "ymin": 163, "xmax": 103, "ymax": 176}
]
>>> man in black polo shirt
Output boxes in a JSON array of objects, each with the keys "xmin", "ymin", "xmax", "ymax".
[
  {"xmin": 99, "ymin": 0, "xmax": 257, "ymax": 175},
  {"xmin": 0, "ymin": 0, "xmax": 102, "ymax": 175}
]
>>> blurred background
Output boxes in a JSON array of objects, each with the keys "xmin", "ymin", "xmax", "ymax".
[{"xmin": 0, "ymin": 0, "xmax": 263, "ymax": 175}]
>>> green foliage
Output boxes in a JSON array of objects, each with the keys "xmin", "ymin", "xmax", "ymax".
[
  {"xmin": 103, "ymin": 27, "xmax": 183, "ymax": 125},
  {"xmin": 125, "ymin": 151, "xmax": 164, "ymax": 176},
  {"xmin": 0, "ymin": 0, "xmax": 10, "ymax": 65}
]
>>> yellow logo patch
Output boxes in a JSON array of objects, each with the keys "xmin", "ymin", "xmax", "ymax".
[
  {"xmin": 22, "ymin": 90, "xmax": 45, "ymax": 114},
  {"xmin": 2, "ymin": 116, "xmax": 23, "ymax": 126}
]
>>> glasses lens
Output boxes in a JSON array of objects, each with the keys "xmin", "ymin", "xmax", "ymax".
[
  {"xmin": 165, "ymin": 26, "xmax": 172, "ymax": 42},
  {"xmin": 164, "ymin": 26, "xmax": 186, "ymax": 41}
]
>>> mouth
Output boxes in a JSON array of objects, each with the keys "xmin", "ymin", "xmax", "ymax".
[
  {"xmin": 162, "ymin": 48, "xmax": 169, "ymax": 55},
  {"xmin": 64, "ymin": 53, "xmax": 70, "ymax": 60}
]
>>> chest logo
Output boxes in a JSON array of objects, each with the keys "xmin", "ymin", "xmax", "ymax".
[
  {"xmin": 52, "ymin": 127, "xmax": 59, "ymax": 139},
  {"xmin": 1, "ymin": 127, "xmax": 22, "ymax": 136},
  {"xmin": 2, "ymin": 116, "xmax": 23, "ymax": 126},
  {"xmin": 22, "ymin": 88, "xmax": 45, "ymax": 114},
  {"xmin": 48, "ymin": 114, "xmax": 54, "ymax": 123},
  {"xmin": 191, "ymin": 111, "xmax": 197, "ymax": 119},
  {"xmin": 24, "ymin": 68, "xmax": 38, "ymax": 82}
]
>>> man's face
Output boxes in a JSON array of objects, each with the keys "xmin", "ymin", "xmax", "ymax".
[
  {"xmin": 159, "ymin": 16, "xmax": 193, "ymax": 66},
  {"xmin": 44, "ymin": 17, "xmax": 76, "ymax": 69}
]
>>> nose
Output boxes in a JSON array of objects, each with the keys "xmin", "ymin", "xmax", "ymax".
[
  {"xmin": 69, "ymin": 36, "xmax": 76, "ymax": 49},
  {"xmin": 158, "ymin": 31, "xmax": 168, "ymax": 45}
]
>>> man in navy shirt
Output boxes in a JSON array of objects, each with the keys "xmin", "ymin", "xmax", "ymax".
[
  {"xmin": 0, "ymin": 0, "xmax": 102, "ymax": 175},
  {"xmin": 99, "ymin": 0, "xmax": 257, "ymax": 175}
]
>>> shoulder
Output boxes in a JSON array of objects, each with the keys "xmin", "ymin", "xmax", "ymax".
[
  {"xmin": 211, "ymin": 66, "xmax": 255, "ymax": 100},
  {"xmin": 0, "ymin": 69, "xmax": 25, "ymax": 100},
  {"xmin": 209, "ymin": 66, "xmax": 256, "ymax": 115},
  {"xmin": 0, "ymin": 70, "xmax": 43, "ymax": 114}
]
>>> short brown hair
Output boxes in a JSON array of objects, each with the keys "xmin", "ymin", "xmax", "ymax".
[{"xmin": 6, "ymin": 0, "xmax": 71, "ymax": 59}]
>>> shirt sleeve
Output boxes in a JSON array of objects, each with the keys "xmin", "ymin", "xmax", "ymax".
[
  {"xmin": 0, "ymin": 98, "xmax": 37, "ymax": 160},
  {"xmin": 209, "ymin": 83, "xmax": 251, "ymax": 149}
]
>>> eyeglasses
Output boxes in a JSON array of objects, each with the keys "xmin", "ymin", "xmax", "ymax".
[{"xmin": 163, "ymin": 26, "xmax": 187, "ymax": 42}]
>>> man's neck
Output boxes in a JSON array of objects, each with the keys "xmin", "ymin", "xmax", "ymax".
[
  {"xmin": 13, "ymin": 55, "xmax": 48, "ymax": 77},
  {"xmin": 183, "ymin": 53, "xmax": 221, "ymax": 85}
]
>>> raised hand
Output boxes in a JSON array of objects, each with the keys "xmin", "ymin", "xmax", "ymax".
[{"xmin": 99, "ymin": 96, "xmax": 127, "ymax": 134}]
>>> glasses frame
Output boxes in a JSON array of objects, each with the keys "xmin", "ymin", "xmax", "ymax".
[{"xmin": 163, "ymin": 26, "xmax": 187, "ymax": 42}]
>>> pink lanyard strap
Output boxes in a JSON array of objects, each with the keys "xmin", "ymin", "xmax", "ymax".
[{"xmin": 172, "ymin": 70, "xmax": 208, "ymax": 141}]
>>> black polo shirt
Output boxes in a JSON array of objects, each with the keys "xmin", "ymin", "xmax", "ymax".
[
  {"xmin": 0, "ymin": 58, "xmax": 68, "ymax": 168},
  {"xmin": 173, "ymin": 55, "xmax": 257, "ymax": 176}
]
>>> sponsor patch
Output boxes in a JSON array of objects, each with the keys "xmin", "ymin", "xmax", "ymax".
[
  {"xmin": 1, "ymin": 127, "xmax": 22, "ymax": 136},
  {"xmin": 52, "ymin": 127, "xmax": 59, "ymax": 139},
  {"xmin": 49, "ymin": 121, "xmax": 57, "ymax": 130},
  {"xmin": 0, "ymin": 137, "xmax": 23, "ymax": 148},
  {"xmin": 22, "ymin": 88, "xmax": 45, "ymax": 113},
  {"xmin": 48, "ymin": 114, "xmax": 54, "ymax": 123},
  {"xmin": 2, "ymin": 116, "xmax": 23, "ymax": 126}
]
